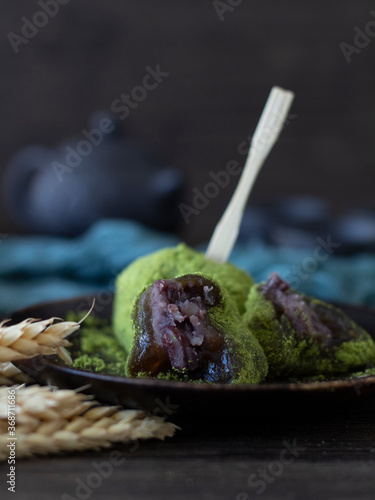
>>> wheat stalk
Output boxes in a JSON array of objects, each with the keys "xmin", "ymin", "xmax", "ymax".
[
  {"xmin": 0, "ymin": 316, "xmax": 80, "ymax": 385},
  {"xmin": 0, "ymin": 316, "xmax": 86, "ymax": 385},
  {"xmin": 0, "ymin": 306, "xmax": 96, "ymax": 364},
  {"xmin": 0, "ymin": 317, "xmax": 77, "ymax": 363},
  {"xmin": 0, "ymin": 385, "xmax": 177, "ymax": 460},
  {"xmin": 0, "ymin": 305, "xmax": 95, "ymax": 383}
]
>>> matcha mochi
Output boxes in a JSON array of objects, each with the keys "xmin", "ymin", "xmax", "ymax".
[
  {"xmin": 126, "ymin": 274, "xmax": 267, "ymax": 383},
  {"xmin": 244, "ymin": 273, "xmax": 375, "ymax": 379}
]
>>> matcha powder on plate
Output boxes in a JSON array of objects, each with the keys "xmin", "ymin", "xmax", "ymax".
[{"xmin": 65, "ymin": 312, "xmax": 128, "ymax": 376}]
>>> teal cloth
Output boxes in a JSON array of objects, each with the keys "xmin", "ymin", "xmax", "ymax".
[{"xmin": 1, "ymin": 219, "xmax": 375, "ymax": 315}]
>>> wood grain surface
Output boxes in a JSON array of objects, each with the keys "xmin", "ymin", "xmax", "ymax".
[{"xmin": 2, "ymin": 399, "xmax": 375, "ymax": 500}]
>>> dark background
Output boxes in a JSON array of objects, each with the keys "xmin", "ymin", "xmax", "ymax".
[{"xmin": 1, "ymin": 1, "xmax": 375, "ymax": 244}]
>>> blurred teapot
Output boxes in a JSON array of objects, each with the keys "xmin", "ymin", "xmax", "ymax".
[{"xmin": 2, "ymin": 113, "xmax": 184, "ymax": 236}]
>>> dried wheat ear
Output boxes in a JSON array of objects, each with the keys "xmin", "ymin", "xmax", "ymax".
[
  {"xmin": 0, "ymin": 308, "xmax": 92, "ymax": 384},
  {"xmin": 0, "ymin": 302, "xmax": 95, "ymax": 365},
  {"xmin": 0, "ymin": 315, "xmax": 85, "ymax": 364},
  {"xmin": 0, "ymin": 318, "xmax": 76, "ymax": 385},
  {"xmin": 0, "ymin": 385, "xmax": 177, "ymax": 460}
]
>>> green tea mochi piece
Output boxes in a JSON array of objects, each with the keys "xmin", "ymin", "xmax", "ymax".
[
  {"xmin": 113, "ymin": 243, "xmax": 253, "ymax": 353},
  {"xmin": 244, "ymin": 273, "xmax": 375, "ymax": 379},
  {"xmin": 126, "ymin": 274, "xmax": 267, "ymax": 383}
]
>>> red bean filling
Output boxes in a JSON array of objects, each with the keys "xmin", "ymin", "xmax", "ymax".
[
  {"xmin": 149, "ymin": 277, "xmax": 222, "ymax": 371},
  {"xmin": 260, "ymin": 273, "xmax": 357, "ymax": 346},
  {"xmin": 128, "ymin": 275, "xmax": 235, "ymax": 381}
]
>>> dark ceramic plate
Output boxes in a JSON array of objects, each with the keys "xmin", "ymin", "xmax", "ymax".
[{"xmin": 11, "ymin": 295, "xmax": 375, "ymax": 419}]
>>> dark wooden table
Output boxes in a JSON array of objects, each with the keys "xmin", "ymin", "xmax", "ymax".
[{"xmin": 2, "ymin": 397, "xmax": 375, "ymax": 500}]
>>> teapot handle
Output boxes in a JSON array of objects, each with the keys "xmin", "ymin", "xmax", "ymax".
[{"xmin": 2, "ymin": 146, "xmax": 51, "ymax": 230}]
